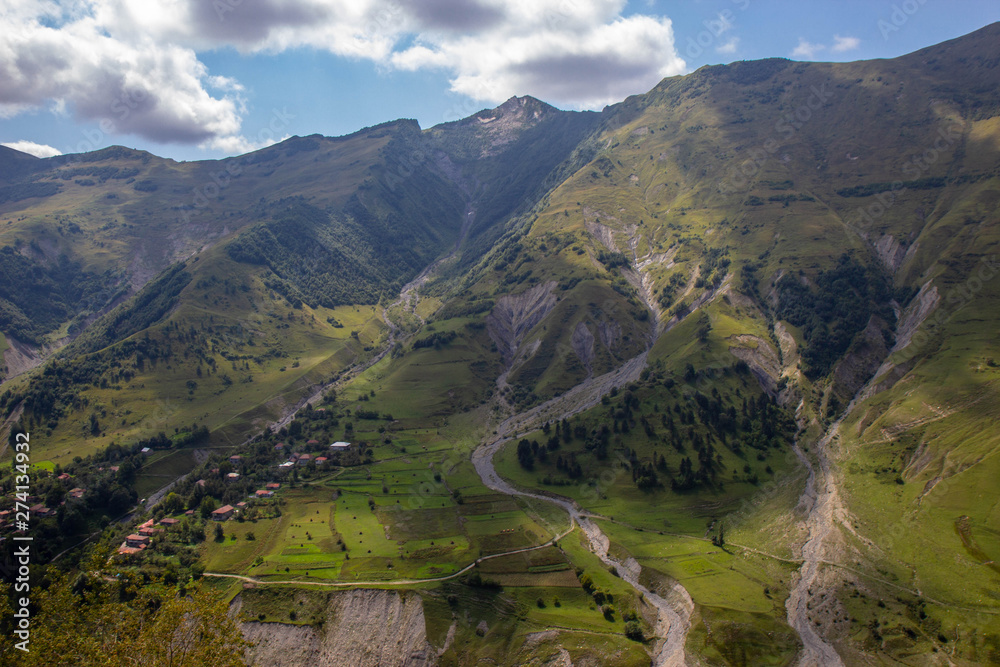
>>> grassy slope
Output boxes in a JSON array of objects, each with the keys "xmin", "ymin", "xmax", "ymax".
[{"xmin": 398, "ymin": 24, "xmax": 1000, "ymax": 664}]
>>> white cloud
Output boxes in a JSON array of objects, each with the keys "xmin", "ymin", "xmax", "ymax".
[
  {"xmin": 0, "ymin": 3, "xmax": 246, "ymax": 146},
  {"xmin": 791, "ymin": 38, "xmax": 824, "ymax": 60},
  {"xmin": 1, "ymin": 140, "xmax": 62, "ymax": 157},
  {"xmin": 717, "ymin": 37, "xmax": 739, "ymax": 55},
  {"xmin": 0, "ymin": 0, "xmax": 687, "ymax": 153},
  {"xmin": 393, "ymin": 13, "xmax": 685, "ymax": 108},
  {"xmin": 832, "ymin": 35, "xmax": 860, "ymax": 52}
]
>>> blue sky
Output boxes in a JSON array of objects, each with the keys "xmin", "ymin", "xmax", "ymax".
[{"xmin": 2, "ymin": 1, "xmax": 998, "ymax": 162}]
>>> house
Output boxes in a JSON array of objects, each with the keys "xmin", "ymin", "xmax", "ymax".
[
  {"xmin": 314, "ymin": 456, "xmax": 328, "ymax": 466},
  {"xmin": 211, "ymin": 505, "xmax": 235, "ymax": 521},
  {"xmin": 125, "ymin": 534, "xmax": 150, "ymax": 549},
  {"xmin": 229, "ymin": 455, "xmax": 242, "ymax": 464},
  {"xmin": 140, "ymin": 447, "xmax": 151, "ymax": 454},
  {"xmin": 57, "ymin": 473, "xmax": 72, "ymax": 481},
  {"xmin": 196, "ymin": 479, "xmax": 207, "ymax": 487},
  {"xmin": 274, "ymin": 443, "xmax": 285, "ymax": 450},
  {"xmin": 266, "ymin": 482, "xmax": 280, "ymax": 490},
  {"xmin": 184, "ymin": 509, "xmax": 195, "ymax": 516},
  {"xmin": 159, "ymin": 518, "xmax": 180, "ymax": 527},
  {"xmin": 306, "ymin": 439, "xmax": 320, "ymax": 446},
  {"xmin": 330, "ymin": 441, "xmax": 352, "ymax": 450},
  {"xmin": 236, "ymin": 501, "xmax": 247, "ymax": 509},
  {"xmin": 226, "ymin": 472, "xmax": 240, "ymax": 480},
  {"xmin": 278, "ymin": 461, "xmax": 295, "ymax": 470},
  {"xmin": 68, "ymin": 488, "xmax": 85, "ymax": 499},
  {"xmin": 138, "ymin": 526, "xmax": 163, "ymax": 537},
  {"xmin": 30, "ymin": 504, "xmax": 54, "ymax": 518},
  {"xmin": 296, "ymin": 454, "xmax": 311, "ymax": 466},
  {"xmin": 255, "ymin": 489, "xmax": 274, "ymax": 498},
  {"xmin": 117, "ymin": 544, "xmax": 144, "ymax": 556}
]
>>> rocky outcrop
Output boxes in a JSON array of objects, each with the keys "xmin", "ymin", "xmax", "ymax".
[
  {"xmin": 860, "ymin": 281, "xmax": 940, "ymax": 401},
  {"xmin": 831, "ymin": 316, "xmax": 892, "ymax": 402},
  {"xmin": 728, "ymin": 334, "xmax": 782, "ymax": 395},
  {"xmin": 487, "ymin": 281, "xmax": 558, "ymax": 367},
  {"xmin": 597, "ymin": 320, "xmax": 621, "ymax": 352},
  {"xmin": 2, "ymin": 337, "xmax": 44, "ymax": 385},
  {"xmin": 238, "ymin": 589, "xmax": 435, "ymax": 667},
  {"xmin": 570, "ymin": 321, "xmax": 595, "ymax": 375},
  {"xmin": 872, "ymin": 234, "xmax": 908, "ymax": 273}
]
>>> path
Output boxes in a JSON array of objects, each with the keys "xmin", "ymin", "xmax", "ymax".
[{"xmin": 206, "ymin": 520, "xmax": 573, "ymax": 588}]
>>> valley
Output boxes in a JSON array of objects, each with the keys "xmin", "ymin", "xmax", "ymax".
[{"xmin": 2, "ymin": 22, "xmax": 1000, "ymax": 667}]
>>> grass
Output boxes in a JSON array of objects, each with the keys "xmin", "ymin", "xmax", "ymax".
[
  {"xmin": 198, "ymin": 423, "xmax": 568, "ymax": 585},
  {"xmin": 17, "ymin": 249, "xmax": 388, "ymax": 465},
  {"xmin": 134, "ymin": 448, "xmax": 199, "ymax": 499}
]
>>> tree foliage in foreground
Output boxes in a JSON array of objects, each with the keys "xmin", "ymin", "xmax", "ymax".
[{"xmin": 0, "ymin": 566, "xmax": 248, "ymax": 667}]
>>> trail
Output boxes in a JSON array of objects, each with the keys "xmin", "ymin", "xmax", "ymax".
[{"xmin": 206, "ymin": 520, "xmax": 573, "ymax": 588}]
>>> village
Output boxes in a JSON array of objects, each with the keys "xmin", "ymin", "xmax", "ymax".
[{"xmin": 116, "ymin": 441, "xmax": 354, "ymax": 558}]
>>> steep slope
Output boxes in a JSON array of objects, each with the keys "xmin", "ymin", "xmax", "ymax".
[{"xmin": 358, "ymin": 22, "xmax": 1000, "ymax": 665}]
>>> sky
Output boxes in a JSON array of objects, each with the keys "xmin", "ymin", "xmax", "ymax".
[{"xmin": 1, "ymin": 1, "xmax": 999, "ymax": 162}]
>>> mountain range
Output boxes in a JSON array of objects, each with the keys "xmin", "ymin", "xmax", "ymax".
[{"xmin": 1, "ymin": 21, "xmax": 999, "ymax": 667}]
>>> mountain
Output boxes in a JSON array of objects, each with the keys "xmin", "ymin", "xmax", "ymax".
[{"xmin": 2, "ymin": 23, "xmax": 1000, "ymax": 667}]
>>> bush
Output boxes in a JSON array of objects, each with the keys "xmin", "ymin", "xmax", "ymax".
[{"xmin": 624, "ymin": 620, "xmax": 644, "ymax": 641}]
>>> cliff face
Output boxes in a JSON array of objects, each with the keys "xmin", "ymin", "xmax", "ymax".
[{"xmin": 237, "ymin": 589, "xmax": 435, "ymax": 667}]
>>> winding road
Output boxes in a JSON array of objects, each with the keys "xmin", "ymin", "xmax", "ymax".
[{"xmin": 470, "ymin": 354, "xmax": 694, "ymax": 667}]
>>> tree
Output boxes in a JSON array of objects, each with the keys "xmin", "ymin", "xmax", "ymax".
[
  {"xmin": 214, "ymin": 523, "xmax": 224, "ymax": 542},
  {"xmin": 516, "ymin": 439, "xmax": 534, "ymax": 470},
  {"xmin": 199, "ymin": 496, "xmax": 217, "ymax": 518},
  {"xmin": 0, "ymin": 573, "xmax": 248, "ymax": 666},
  {"xmin": 160, "ymin": 492, "xmax": 185, "ymax": 515}
]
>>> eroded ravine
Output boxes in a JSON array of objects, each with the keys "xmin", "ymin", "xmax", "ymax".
[{"xmin": 785, "ymin": 409, "xmax": 846, "ymax": 667}]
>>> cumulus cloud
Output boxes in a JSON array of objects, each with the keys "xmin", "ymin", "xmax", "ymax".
[
  {"xmin": 832, "ymin": 35, "xmax": 860, "ymax": 52},
  {"xmin": 390, "ymin": 6, "xmax": 685, "ymax": 108},
  {"xmin": 2, "ymin": 140, "xmax": 62, "ymax": 157},
  {"xmin": 790, "ymin": 39, "xmax": 824, "ymax": 60},
  {"xmin": 0, "ymin": 2, "xmax": 246, "ymax": 147},
  {"xmin": 0, "ymin": 0, "xmax": 687, "ymax": 152}
]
